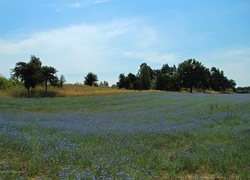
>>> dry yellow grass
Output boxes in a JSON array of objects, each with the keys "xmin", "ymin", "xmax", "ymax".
[
  {"xmin": 52, "ymin": 84, "xmax": 135, "ymax": 96},
  {"xmin": 0, "ymin": 84, "xmax": 225, "ymax": 97}
]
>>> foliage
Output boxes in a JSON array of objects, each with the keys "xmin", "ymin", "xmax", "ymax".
[
  {"xmin": 0, "ymin": 75, "xmax": 17, "ymax": 90},
  {"xmin": 59, "ymin": 75, "xmax": 66, "ymax": 88},
  {"xmin": 209, "ymin": 67, "xmax": 236, "ymax": 92},
  {"xmin": 11, "ymin": 55, "xmax": 58, "ymax": 93},
  {"xmin": 99, "ymin": 81, "xmax": 109, "ymax": 87},
  {"xmin": 42, "ymin": 66, "xmax": 58, "ymax": 91},
  {"xmin": 155, "ymin": 64, "xmax": 180, "ymax": 91},
  {"xmin": 84, "ymin": 72, "xmax": 98, "ymax": 86},
  {"xmin": 177, "ymin": 59, "xmax": 209, "ymax": 93},
  {"xmin": 137, "ymin": 63, "xmax": 153, "ymax": 90},
  {"xmin": 236, "ymin": 86, "xmax": 250, "ymax": 93},
  {"xmin": 0, "ymin": 93, "xmax": 249, "ymax": 179},
  {"xmin": 117, "ymin": 73, "xmax": 140, "ymax": 90},
  {"xmin": 117, "ymin": 60, "xmax": 236, "ymax": 93}
]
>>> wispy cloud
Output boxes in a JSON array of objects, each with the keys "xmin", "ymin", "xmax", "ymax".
[
  {"xmin": 93, "ymin": 0, "xmax": 112, "ymax": 4},
  {"xmin": 68, "ymin": 0, "xmax": 111, "ymax": 9},
  {"xmin": 70, "ymin": 2, "xmax": 83, "ymax": 8},
  {"xmin": 124, "ymin": 51, "xmax": 179, "ymax": 65},
  {"xmin": 0, "ymin": 18, "xmax": 171, "ymax": 84}
]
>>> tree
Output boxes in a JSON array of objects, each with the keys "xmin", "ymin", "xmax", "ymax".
[
  {"xmin": 117, "ymin": 73, "xmax": 127, "ymax": 89},
  {"xmin": 177, "ymin": 59, "xmax": 208, "ymax": 93},
  {"xmin": 11, "ymin": 55, "xmax": 43, "ymax": 92},
  {"xmin": 209, "ymin": 67, "xmax": 236, "ymax": 91},
  {"xmin": 42, "ymin": 66, "xmax": 57, "ymax": 91},
  {"xmin": 137, "ymin": 63, "xmax": 152, "ymax": 90},
  {"xmin": 100, "ymin": 81, "xmax": 109, "ymax": 87},
  {"xmin": 84, "ymin": 72, "xmax": 98, "ymax": 86},
  {"xmin": 11, "ymin": 55, "xmax": 59, "ymax": 93},
  {"xmin": 155, "ymin": 63, "xmax": 179, "ymax": 91},
  {"xmin": 59, "ymin": 75, "xmax": 66, "ymax": 88}
]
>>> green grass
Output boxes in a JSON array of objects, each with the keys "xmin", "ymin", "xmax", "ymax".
[{"xmin": 0, "ymin": 92, "xmax": 249, "ymax": 179}]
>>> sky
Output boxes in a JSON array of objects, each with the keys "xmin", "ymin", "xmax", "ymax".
[{"xmin": 0, "ymin": 0, "xmax": 249, "ymax": 87}]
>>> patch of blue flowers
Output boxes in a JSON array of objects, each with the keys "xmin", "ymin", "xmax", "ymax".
[{"xmin": 0, "ymin": 93, "xmax": 249, "ymax": 179}]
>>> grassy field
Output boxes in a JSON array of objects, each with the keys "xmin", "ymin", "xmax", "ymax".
[
  {"xmin": 0, "ymin": 92, "xmax": 249, "ymax": 179},
  {"xmin": 3, "ymin": 84, "xmax": 135, "ymax": 98}
]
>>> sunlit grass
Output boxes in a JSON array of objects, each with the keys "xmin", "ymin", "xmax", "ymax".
[
  {"xmin": 1, "ymin": 84, "xmax": 135, "ymax": 97},
  {"xmin": 57, "ymin": 84, "xmax": 134, "ymax": 96},
  {"xmin": 0, "ymin": 93, "xmax": 249, "ymax": 179}
]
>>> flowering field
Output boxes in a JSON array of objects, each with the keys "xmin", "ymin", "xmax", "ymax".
[{"xmin": 0, "ymin": 92, "xmax": 249, "ymax": 179}]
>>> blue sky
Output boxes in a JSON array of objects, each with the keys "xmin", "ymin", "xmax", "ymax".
[{"xmin": 0, "ymin": 0, "xmax": 249, "ymax": 87}]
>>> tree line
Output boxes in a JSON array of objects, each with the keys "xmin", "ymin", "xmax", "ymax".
[
  {"xmin": 117, "ymin": 59, "xmax": 236, "ymax": 93},
  {"xmin": 2, "ymin": 56, "xmax": 237, "ymax": 94}
]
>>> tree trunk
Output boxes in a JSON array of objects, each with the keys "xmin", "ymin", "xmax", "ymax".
[
  {"xmin": 45, "ymin": 80, "xmax": 48, "ymax": 92},
  {"xmin": 190, "ymin": 86, "xmax": 193, "ymax": 93}
]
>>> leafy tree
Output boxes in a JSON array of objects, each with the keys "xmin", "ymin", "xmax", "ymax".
[
  {"xmin": 117, "ymin": 72, "xmax": 142, "ymax": 90},
  {"xmin": 117, "ymin": 73, "xmax": 127, "ymax": 89},
  {"xmin": 227, "ymin": 79, "xmax": 236, "ymax": 91},
  {"xmin": 42, "ymin": 66, "xmax": 57, "ymax": 91},
  {"xmin": 59, "ymin": 75, "xmax": 66, "ymax": 88},
  {"xmin": 137, "ymin": 63, "xmax": 152, "ymax": 90},
  {"xmin": 155, "ymin": 64, "xmax": 179, "ymax": 91},
  {"xmin": 11, "ymin": 55, "xmax": 59, "ymax": 93},
  {"xmin": 11, "ymin": 55, "xmax": 43, "ymax": 92},
  {"xmin": 84, "ymin": 72, "xmax": 98, "ymax": 86},
  {"xmin": 177, "ymin": 59, "xmax": 208, "ymax": 93},
  {"xmin": 127, "ymin": 73, "xmax": 137, "ymax": 89},
  {"xmin": 100, "ymin": 81, "xmax": 109, "ymax": 87},
  {"xmin": 209, "ymin": 67, "xmax": 227, "ymax": 91}
]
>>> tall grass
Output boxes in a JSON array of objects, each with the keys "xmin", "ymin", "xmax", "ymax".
[
  {"xmin": 0, "ymin": 93, "xmax": 249, "ymax": 179},
  {"xmin": 2, "ymin": 84, "xmax": 134, "ymax": 98}
]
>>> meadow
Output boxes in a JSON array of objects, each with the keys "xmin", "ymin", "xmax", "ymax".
[{"xmin": 0, "ymin": 92, "xmax": 249, "ymax": 179}]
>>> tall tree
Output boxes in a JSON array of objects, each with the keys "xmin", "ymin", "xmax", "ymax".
[
  {"xmin": 117, "ymin": 73, "xmax": 127, "ymax": 89},
  {"xmin": 59, "ymin": 75, "xmax": 66, "ymax": 88},
  {"xmin": 177, "ymin": 59, "xmax": 208, "ymax": 93},
  {"xmin": 84, "ymin": 72, "xmax": 98, "ymax": 86},
  {"xmin": 155, "ymin": 63, "xmax": 179, "ymax": 91},
  {"xmin": 11, "ymin": 55, "xmax": 59, "ymax": 93},
  {"xmin": 137, "ymin": 63, "xmax": 152, "ymax": 90},
  {"xmin": 42, "ymin": 66, "xmax": 57, "ymax": 91},
  {"xmin": 11, "ymin": 55, "xmax": 43, "ymax": 92},
  {"xmin": 209, "ymin": 67, "xmax": 236, "ymax": 91}
]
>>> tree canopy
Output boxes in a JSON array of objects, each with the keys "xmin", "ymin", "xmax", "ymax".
[
  {"xmin": 7, "ymin": 55, "xmax": 237, "ymax": 94},
  {"xmin": 84, "ymin": 72, "xmax": 98, "ymax": 86},
  {"xmin": 116, "ymin": 59, "xmax": 236, "ymax": 93},
  {"xmin": 11, "ymin": 55, "xmax": 61, "ymax": 92}
]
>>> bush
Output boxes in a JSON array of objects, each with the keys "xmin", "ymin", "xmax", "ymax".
[{"xmin": 0, "ymin": 76, "xmax": 15, "ymax": 90}]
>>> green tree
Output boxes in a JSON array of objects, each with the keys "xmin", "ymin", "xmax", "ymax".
[
  {"xmin": 155, "ymin": 64, "xmax": 179, "ymax": 91},
  {"xmin": 84, "ymin": 72, "xmax": 98, "ymax": 86},
  {"xmin": 209, "ymin": 67, "xmax": 236, "ymax": 91},
  {"xmin": 11, "ymin": 55, "xmax": 59, "ymax": 93},
  {"xmin": 117, "ymin": 73, "xmax": 127, "ymax": 89},
  {"xmin": 50, "ymin": 76, "xmax": 59, "ymax": 88},
  {"xmin": 137, "ymin": 63, "xmax": 152, "ymax": 90},
  {"xmin": 59, "ymin": 75, "xmax": 66, "ymax": 88},
  {"xmin": 11, "ymin": 55, "xmax": 43, "ymax": 92},
  {"xmin": 42, "ymin": 66, "xmax": 57, "ymax": 91},
  {"xmin": 177, "ymin": 59, "xmax": 208, "ymax": 93}
]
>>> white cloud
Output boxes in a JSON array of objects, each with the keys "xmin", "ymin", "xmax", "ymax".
[
  {"xmin": 70, "ymin": 2, "xmax": 83, "ymax": 8},
  {"xmin": 0, "ymin": 18, "xmax": 171, "ymax": 84},
  {"xmin": 67, "ymin": 0, "xmax": 111, "ymax": 9},
  {"xmin": 93, "ymin": 0, "xmax": 111, "ymax": 4},
  {"xmin": 124, "ymin": 51, "xmax": 179, "ymax": 65},
  {"xmin": 201, "ymin": 48, "xmax": 250, "ymax": 87}
]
